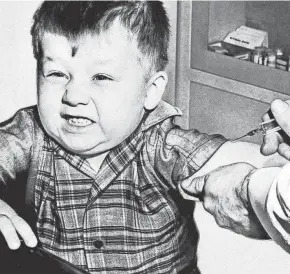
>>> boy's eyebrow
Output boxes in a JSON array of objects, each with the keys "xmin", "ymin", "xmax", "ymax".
[
  {"xmin": 42, "ymin": 55, "xmax": 113, "ymax": 64},
  {"xmin": 42, "ymin": 56, "xmax": 66, "ymax": 63},
  {"xmin": 42, "ymin": 55, "xmax": 117, "ymax": 67},
  {"xmin": 44, "ymin": 56, "xmax": 53, "ymax": 62}
]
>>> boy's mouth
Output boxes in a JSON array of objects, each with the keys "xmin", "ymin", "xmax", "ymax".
[{"xmin": 62, "ymin": 114, "xmax": 93, "ymax": 127}]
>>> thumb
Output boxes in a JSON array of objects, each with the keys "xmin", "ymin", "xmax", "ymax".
[
  {"xmin": 180, "ymin": 175, "xmax": 206, "ymax": 201},
  {"xmin": 260, "ymin": 133, "xmax": 280, "ymax": 155}
]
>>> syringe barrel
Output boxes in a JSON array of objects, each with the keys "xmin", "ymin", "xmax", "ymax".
[{"xmin": 260, "ymin": 119, "xmax": 281, "ymax": 135}]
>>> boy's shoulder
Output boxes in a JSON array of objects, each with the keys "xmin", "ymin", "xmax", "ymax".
[
  {"xmin": 16, "ymin": 105, "xmax": 38, "ymax": 117},
  {"xmin": 141, "ymin": 100, "xmax": 182, "ymax": 132},
  {"xmin": 0, "ymin": 105, "xmax": 37, "ymax": 127},
  {"xmin": 14, "ymin": 105, "xmax": 41, "ymax": 128},
  {"xmin": 0, "ymin": 105, "xmax": 44, "ymax": 138}
]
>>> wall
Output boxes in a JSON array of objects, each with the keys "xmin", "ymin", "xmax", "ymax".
[{"xmin": 0, "ymin": 1, "xmax": 39, "ymax": 121}]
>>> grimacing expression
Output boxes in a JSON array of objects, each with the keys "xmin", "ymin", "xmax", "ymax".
[{"xmin": 37, "ymin": 22, "xmax": 161, "ymax": 157}]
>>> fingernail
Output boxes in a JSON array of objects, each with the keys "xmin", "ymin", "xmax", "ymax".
[
  {"xmin": 28, "ymin": 238, "xmax": 38, "ymax": 247},
  {"xmin": 10, "ymin": 241, "xmax": 21, "ymax": 250}
]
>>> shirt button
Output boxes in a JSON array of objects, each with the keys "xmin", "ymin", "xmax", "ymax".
[{"xmin": 93, "ymin": 240, "xmax": 104, "ymax": 249}]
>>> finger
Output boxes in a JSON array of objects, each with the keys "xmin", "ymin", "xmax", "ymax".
[
  {"xmin": 0, "ymin": 214, "xmax": 21, "ymax": 250},
  {"xmin": 0, "ymin": 199, "xmax": 18, "ymax": 217},
  {"xmin": 261, "ymin": 108, "xmax": 282, "ymax": 155},
  {"xmin": 262, "ymin": 111, "xmax": 271, "ymax": 122},
  {"xmin": 261, "ymin": 132, "xmax": 280, "ymax": 155},
  {"xmin": 278, "ymin": 143, "xmax": 290, "ymax": 160},
  {"xmin": 0, "ymin": 200, "xmax": 37, "ymax": 248},
  {"xmin": 271, "ymin": 99, "xmax": 290, "ymax": 136},
  {"xmin": 10, "ymin": 214, "xmax": 37, "ymax": 247},
  {"xmin": 180, "ymin": 175, "xmax": 205, "ymax": 198}
]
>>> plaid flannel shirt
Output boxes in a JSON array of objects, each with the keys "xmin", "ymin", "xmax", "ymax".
[{"xmin": 0, "ymin": 101, "xmax": 226, "ymax": 274}]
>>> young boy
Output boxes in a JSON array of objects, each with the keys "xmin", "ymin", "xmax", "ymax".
[{"xmin": 0, "ymin": 1, "xmax": 288, "ymax": 273}]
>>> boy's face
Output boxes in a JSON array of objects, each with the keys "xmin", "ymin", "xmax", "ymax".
[{"xmin": 37, "ymin": 21, "xmax": 163, "ymax": 156}]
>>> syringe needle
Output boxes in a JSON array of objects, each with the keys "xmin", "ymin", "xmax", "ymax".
[
  {"xmin": 231, "ymin": 134, "xmax": 250, "ymax": 142},
  {"xmin": 231, "ymin": 119, "xmax": 282, "ymax": 143},
  {"xmin": 231, "ymin": 128, "xmax": 260, "ymax": 142}
]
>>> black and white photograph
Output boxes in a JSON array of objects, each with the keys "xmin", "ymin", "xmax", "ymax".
[{"xmin": 1, "ymin": 1, "xmax": 290, "ymax": 274}]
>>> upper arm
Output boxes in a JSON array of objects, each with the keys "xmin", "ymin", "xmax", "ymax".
[
  {"xmin": 194, "ymin": 140, "xmax": 288, "ymax": 178},
  {"xmin": 150, "ymin": 124, "xmax": 227, "ymax": 186},
  {"xmin": 0, "ymin": 108, "xmax": 35, "ymax": 185}
]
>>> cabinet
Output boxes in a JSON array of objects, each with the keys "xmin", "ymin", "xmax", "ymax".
[{"xmin": 175, "ymin": 2, "xmax": 290, "ymax": 274}]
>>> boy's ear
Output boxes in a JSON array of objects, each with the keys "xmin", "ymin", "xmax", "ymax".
[{"xmin": 144, "ymin": 71, "xmax": 168, "ymax": 110}]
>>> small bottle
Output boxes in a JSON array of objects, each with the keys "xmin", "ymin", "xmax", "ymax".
[
  {"xmin": 253, "ymin": 47, "xmax": 264, "ymax": 64},
  {"xmin": 276, "ymin": 48, "xmax": 287, "ymax": 70},
  {"xmin": 267, "ymin": 50, "xmax": 276, "ymax": 68},
  {"xmin": 263, "ymin": 55, "xmax": 268, "ymax": 66}
]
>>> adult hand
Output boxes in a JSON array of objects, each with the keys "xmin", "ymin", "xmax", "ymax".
[
  {"xmin": 261, "ymin": 99, "xmax": 290, "ymax": 160},
  {"xmin": 0, "ymin": 199, "xmax": 37, "ymax": 249},
  {"xmin": 180, "ymin": 163, "xmax": 268, "ymax": 238}
]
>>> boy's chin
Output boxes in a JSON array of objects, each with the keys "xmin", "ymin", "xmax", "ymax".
[{"xmin": 59, "ymin": 140, "xmax": 111, "ymax": 157}]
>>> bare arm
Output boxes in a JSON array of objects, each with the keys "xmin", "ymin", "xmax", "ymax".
[{"xmin": 192, "ymin": 140, "xmax": 287, "ymax": 178}]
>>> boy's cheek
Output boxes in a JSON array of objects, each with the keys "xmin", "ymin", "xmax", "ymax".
[
  {"xmin": 37, "ymin": 76, "xmax": 50, "ymax": 95},
  {"xmin": 38, "ymin": 79, "xmax": 64, "ymax": 97}
]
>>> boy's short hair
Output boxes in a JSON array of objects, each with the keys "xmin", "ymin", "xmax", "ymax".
[{"xmin": 31, "ymin": 1, "xmax": 170, "ymax": 73}]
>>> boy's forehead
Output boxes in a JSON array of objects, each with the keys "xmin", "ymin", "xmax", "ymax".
[
  {"xmin": 40, "ymin": 22, "xmax": 140, "ymax": 62},
  {"xmin": 41, "ymin": 33, "xmax": 73, "ymax": 58}
]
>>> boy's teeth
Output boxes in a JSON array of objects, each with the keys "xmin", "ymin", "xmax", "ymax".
[{"xmin": 68, "ymin": 117, "xmax": 92, "ymax": 126}]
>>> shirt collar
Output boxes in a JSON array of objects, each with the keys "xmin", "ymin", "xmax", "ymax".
[{"xmin": 140, "ymin": 100, "xmax": 182, "ymax": 132}]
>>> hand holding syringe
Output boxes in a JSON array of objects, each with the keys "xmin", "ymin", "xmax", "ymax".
[{"xmin": 232, "ymin": 119, "xmax": 281, "ymax": 142}]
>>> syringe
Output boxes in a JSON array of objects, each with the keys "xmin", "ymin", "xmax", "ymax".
[{"xmin": 231, "ymin": 119, "xmax": 281, "ymax": 142}]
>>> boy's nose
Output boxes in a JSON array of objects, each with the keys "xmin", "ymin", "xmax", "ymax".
[{"xmin": 62, "ymin": 81, "xmax": 90, "ymax": 106}]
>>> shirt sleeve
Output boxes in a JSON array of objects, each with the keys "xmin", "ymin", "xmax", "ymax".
[
  {"xmin": 146, "ymin": 119, "xmax": 227, "ymax": 193},
  {"xmin": 0, "ymin": 107, "xmax": 35, "ymax": 190}
]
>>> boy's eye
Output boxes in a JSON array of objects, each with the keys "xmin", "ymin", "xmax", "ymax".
[
  {"xmin": 46, "ymin": 71, "xmax": 69, "ymax": 79},
  {"xmin": 92, "ymin": 74, "xmax": 113, "ymax": 81},
  {"xmin": 44, "ymin": 70, "xmax": 70, "ymax": 84}
]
